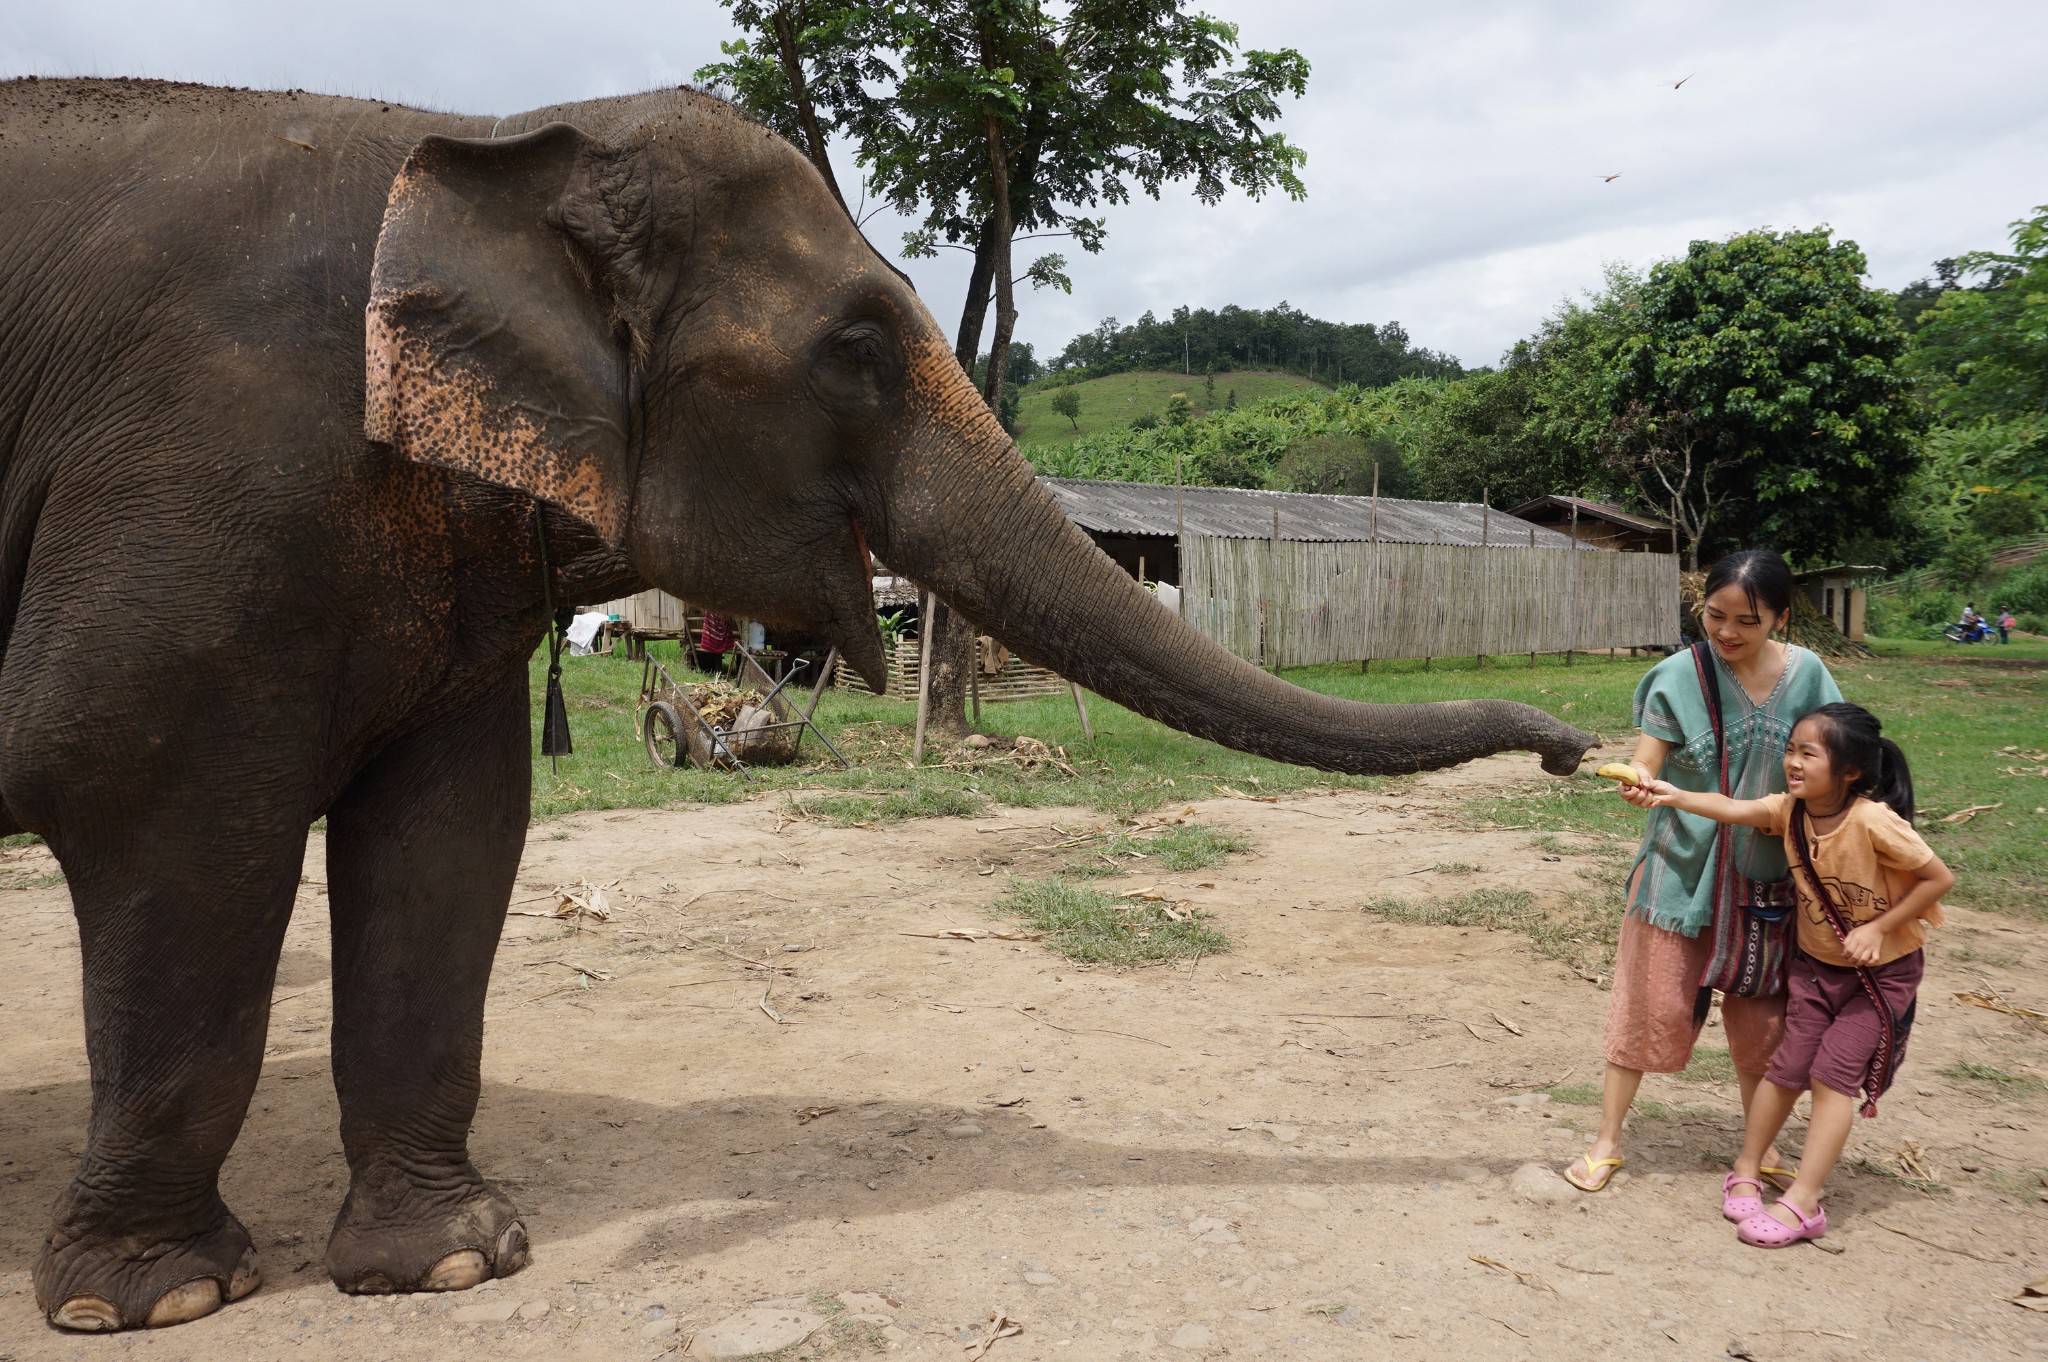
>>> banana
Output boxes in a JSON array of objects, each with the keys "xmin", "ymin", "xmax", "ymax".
[{"xmin": 1595, "ymin": 763, "xmax": 1642, "ymax": 786}]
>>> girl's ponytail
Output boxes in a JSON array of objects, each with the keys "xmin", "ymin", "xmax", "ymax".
[
  {"xmin": 1805, "ymin": 702, "xmax": 1917, "ymax": 821},
  {"xmin": 1872, "ymin": 736, "xmax": 1915, "ymax": 824}
]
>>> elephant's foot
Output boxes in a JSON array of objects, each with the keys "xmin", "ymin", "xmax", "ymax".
[
  {"xmin": 325, "ymin": 1167, "xmax": 528, "ymax": 1295},
  {"xmin": 36, "ymin": 1211, "xmax": 260, "ymax": 1332}
]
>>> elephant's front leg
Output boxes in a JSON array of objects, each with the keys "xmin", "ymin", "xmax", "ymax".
[
  {"xmin": 321, "ymin": 678, "xmax": 532, "ymax": 1294},
  {"xmin": 34, "ymin": 824, "xmax": 302, "ymax": 1330}
]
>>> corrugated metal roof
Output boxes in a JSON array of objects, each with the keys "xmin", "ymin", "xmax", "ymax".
[
  {"xmin": 1040, "ymin": 477, "xmax": 1580, "ymax": 548},
  {"xmin": 1508, "ymin": 494, "xmax": 1670, "ymax": 534}
]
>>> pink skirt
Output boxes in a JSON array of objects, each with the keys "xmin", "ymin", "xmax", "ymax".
[{"xmin": 1603, "ymin": 912, "xmax": 1785, "ymax": 1074}]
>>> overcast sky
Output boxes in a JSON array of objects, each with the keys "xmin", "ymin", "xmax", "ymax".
[{"xmin": 6, "ymin": 2, "xmax": 2043, "ymax": 368}]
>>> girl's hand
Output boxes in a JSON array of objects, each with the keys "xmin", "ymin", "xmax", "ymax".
[
  {"xmin": 1842, "ymin": 923, "xmax": 1886, "ymax": 966},
  {"xmin": 1619, "ymin": 777, "xmax": 1676, "ymax": 809}
]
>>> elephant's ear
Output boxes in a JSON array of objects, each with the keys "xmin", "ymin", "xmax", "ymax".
[{"xmin": 366, "ymin": 123, "xmax": 651, "ymax": 544}]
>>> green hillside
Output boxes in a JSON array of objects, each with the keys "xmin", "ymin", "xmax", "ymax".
[{"xmin": 1014, "ymin": 369, "xmax": 1325, "ymax": 449}]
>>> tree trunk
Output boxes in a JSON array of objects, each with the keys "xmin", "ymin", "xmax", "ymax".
[
  {"xmin": 979, "ymin": 113, "xmax": 1018, "ymax": 416},
  {"xmin": 921, "ymin": 596, "xmax": 980, "ymax": 738},
  {"xmin": 769, "ymin": 4, "xmax": 848, "ymax": 214},
  {"xmin": 952, "ymin": 216, "xmax": 999, "ymax": 374}
]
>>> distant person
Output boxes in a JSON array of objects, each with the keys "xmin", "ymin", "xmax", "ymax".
[
  {"xmin": 1621, "ymin": 703, "xmax": 1950, "ymax": 1246},
  {"xmin": 1998, "ymin": 609, "xmax": 2015, "ymax": 644},
  {"xmin": 1960, "ymin": 602, "xmax": 1980, "ymax": 629},
  {"xmin": 1564, "ymin": 549, "xmax": 1842, "ymax": 1197}
]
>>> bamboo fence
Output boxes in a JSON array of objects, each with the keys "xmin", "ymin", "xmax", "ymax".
[
  {"xmin": 835, "ymin": 636, "xmax": 1071, "ymax": 702},
  {"xmin": 1178, "ymin": 533, "xmax": 1680, "ymax": 666}
]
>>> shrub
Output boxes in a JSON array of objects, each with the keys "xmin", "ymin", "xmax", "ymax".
[{"xmin": 1992, "ymin": 562, "xmax": 2048, "ymax": 615}]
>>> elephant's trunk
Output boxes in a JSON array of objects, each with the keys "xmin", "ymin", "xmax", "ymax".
[{"xmin": 871, "ymin": 391, "xmax": 1598, "ymax": 778}]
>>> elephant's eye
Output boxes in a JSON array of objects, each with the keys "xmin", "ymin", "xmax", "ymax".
[{"xmin": 811, "ymin": 321, "xmax": 901, "ymax": 415}]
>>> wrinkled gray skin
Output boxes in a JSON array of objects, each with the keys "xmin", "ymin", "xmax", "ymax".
[{"xmin": 0, "ymin": 78, "xmax": 1594, "ymax": 1331}]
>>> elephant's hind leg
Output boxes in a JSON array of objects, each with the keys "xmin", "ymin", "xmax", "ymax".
[
  {"xmin": 321, "ymin": 678, "xmax": 531, "ymax": 1295},
  {"xmin": 32, "ymin": 819, "xmax": 302, "ymax": 1331}
]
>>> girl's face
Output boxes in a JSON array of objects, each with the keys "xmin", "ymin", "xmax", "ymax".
[
  {"xmin": 1785, "ymin": 716, "xmax": 1853, "ymax": 806},
  {"xmin": 1701, "ymin": 583, "xmax": 1784, "ymax": 664}
]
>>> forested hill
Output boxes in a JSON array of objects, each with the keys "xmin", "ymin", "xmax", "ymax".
[{"xmin": 1047, "ymin": 302, "xmax": 1466, "ymax": 387}]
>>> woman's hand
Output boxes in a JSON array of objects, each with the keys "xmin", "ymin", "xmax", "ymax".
[
  {"xmin": 1619, "ymin": 776, "xmax": 1676, "ymax": 809},
  {"xmin": 1841, "ymin": 922, "xmax": 1886, "ymax": 966}
]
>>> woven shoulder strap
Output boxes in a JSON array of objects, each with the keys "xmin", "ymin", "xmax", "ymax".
[{"xmin": 1789, "ymin": 801, "xmax": 1904, "ymax": 1117}]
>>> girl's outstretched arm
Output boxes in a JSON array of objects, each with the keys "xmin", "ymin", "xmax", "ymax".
[{"xmin": 1621, "ymin": 780, "xmax": 1779, "ymax": 828}]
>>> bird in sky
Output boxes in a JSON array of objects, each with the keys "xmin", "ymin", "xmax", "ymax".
[
  {"xmin": 1673, "ymin": 74, "xmax": 1693, "ymax": 89},
  {"xmin": 1601, "ymin": 173, "xmax": 1623, "ymax": 182}
]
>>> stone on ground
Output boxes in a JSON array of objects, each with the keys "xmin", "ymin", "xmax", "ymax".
[
  {"xmin": 1510, "ymin": 1161, "xmax": 1578, "ymax": 1205},
  {"xmin": 689, "ymin": 1307, "xmax": 825, "ymax": 1358}
]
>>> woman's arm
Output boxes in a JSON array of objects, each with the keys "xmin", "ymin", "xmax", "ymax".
[
  {"xmin": 1620, "ymin": 779, "xmax": 1779, "ymax": 828},
  {"xmin": 1840, "ymin": 853, "xmax": 1955, "ymax": 965},
  {"xmin": 1627, "ymin": 735, "xmax": 1671, "ymax": 784}
]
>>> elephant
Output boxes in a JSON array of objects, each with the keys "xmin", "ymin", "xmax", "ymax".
[{"xmin": 0, "ymin": 76, "xmax": 1594, "ymax": 1332}]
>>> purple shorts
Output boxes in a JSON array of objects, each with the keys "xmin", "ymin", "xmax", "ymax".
[{"xmin": 1765, "ymin": 949, "xmax": 1922, "ymax": 1098}]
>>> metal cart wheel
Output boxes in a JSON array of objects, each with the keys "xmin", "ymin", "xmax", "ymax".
[{"xmin": 643, "ymin": 701, "xmax": 686, "ymax": 768}]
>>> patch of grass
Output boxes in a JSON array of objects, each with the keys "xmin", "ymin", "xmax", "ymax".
[
  {"xmin": 1358, "ymin": 887, "xmax": 1620, "ymax": 978},
  {"xmin": 1013, "ymin": 369, "xmax": 1323, "ymax": 448},
  {"xmin": 0, "ymin": 866, "xmax": 64, "ymax": 891},
  {"xmin": 1849, "ymin": 1155, "xmax": 1949, "ymax": 1196},
  {"xmin": 1430, "ymin": 860, "xmax": 1482, "ymax": 874},
  {"xmin": 993, "ymin": 876, "xmax": 1228, "ymax": 966},
  {"xmin": 1066, "ymin": 824, "xmax": 1254, "ymax": 877},
  {"xmin": 1939, "ymin": 1061, "xmax": 2044, "ymax": 1097},
  {"xmin": 1678, "ymin": 1047, "xmax": 1736, "ymax": 1083},
  {"xmin": 794, "ymin": 786, "xmax": 987, "ymax": 827},
  {"xmin": 1547, "ymin": 1083, "xmax": 1603, "ymax": 1106},
  {"xmin": 1, "ymin": 832, "xmax": 42, "ymax": 850},
  {"xmin": 1946, "ymin": 941, "xmax": 2023, "ymax": 967}
]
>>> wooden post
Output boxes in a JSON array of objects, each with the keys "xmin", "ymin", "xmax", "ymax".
[
  {"xmin": 1529, "ymin": 524, "xmax": 1539, "ymax": 667},
  {"xmin": 1364, "ymin": 462, "xmax": 1379, "ymax": 673},
  {"xmin": 1425, "ymin": 529, "xmax": 1435, "ymax": 672},
  {"xmin": 1567, "ymin": 499, "xmax": 1579, "ymax": 667},
  {"xmin": 1137, "ymin": 554, "xmax": 1145, "ymax": 586},
  {"xmin": 911, "ymin": 591, "xmax": 936, "ymax": 764},
  {"xmin": 1477, "ymin": 490, "xmax": 1490, "ymax": 669},
  {"xmin": 968, "ymin": 634, "xmax": 981, "ymax": 725},
  {"xmin": 1268, "ymin": 506, "xmax": 1282, "ymax": 673},
  {"xmin": 1070, "ymin": 682, "xmax": 1093, "ymax": 740}
]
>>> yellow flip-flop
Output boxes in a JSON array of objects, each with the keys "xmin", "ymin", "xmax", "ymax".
[
  {"xmin": 1564, "ymin": 1153, "xmax": 1625, "ymax": 1192},
  {"xmin": 1760, "ymin": 1165, "xmax": 1799, "ymax": 1193}
]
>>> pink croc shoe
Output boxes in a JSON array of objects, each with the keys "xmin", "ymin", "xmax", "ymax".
[
  {"xmin": 1737, "ymin": 1199, "xmax": 1827, "ymax": 1248},
  {"xmin": 1722, "ymin": 1173, "xmax": 1765, "ymax": 1223}
]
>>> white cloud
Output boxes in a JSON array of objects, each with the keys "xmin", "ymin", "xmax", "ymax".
[{"xmin": 7, "ymin": 0, "xmax": 2043, "ymax": 367}]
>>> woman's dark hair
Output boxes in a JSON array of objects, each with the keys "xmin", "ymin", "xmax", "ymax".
[
  {"xmin": 1801, "ymin": 702, "xmax": 1915, "ymax": 822},
  {"xmin": 1702, "ymin": 549, "xmax": 1796, "ymax": 622}
]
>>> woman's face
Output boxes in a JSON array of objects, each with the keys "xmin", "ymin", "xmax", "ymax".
[{"xmin": 1701, "ymin": 583, "xmax": 1783, "ymax": 664}]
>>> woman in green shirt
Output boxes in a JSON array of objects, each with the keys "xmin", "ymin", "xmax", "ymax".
[{"xmin": 1565, "ymin": 550, "xmax": 1842, "ymax": 1194}]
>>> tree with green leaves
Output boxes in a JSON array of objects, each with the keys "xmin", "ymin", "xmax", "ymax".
[
  {"xmin": 1908, "ymin": 206, "xmax": 2048, "ymax": 424},
  {"xmin": 1608, "ymin": 227, "xmax": 1920, "ymax": 565},
  {"xmin": 700, "ymin": 1, "xmax": 1310, "ymax": 420},
  {"xmin": 1049, "ymin": 384, "xmax": 1081, "ymax": 431}
]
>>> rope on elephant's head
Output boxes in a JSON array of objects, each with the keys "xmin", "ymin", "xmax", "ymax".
[
  {"xmin": 535, "ymin": 507, "xmax": 574, "ymax": 767},
  {"xmin": 488, "ymin": 116, "xmax": 506, "ymax": 140}
]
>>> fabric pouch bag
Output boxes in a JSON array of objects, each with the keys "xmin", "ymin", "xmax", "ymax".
[{"xmin": 1690, "ymin": 642, "xmax": 1793, "ymax": 1001}]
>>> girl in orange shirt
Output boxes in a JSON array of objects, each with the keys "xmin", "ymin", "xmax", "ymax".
[{"xmin": 1622, "ymin": 703, "xmax": 1953, "ymax": 1247}]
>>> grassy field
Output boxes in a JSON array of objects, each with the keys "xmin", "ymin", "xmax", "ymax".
[
  {"xmin": 1012, "ymin": 369, "xmax": 1324, "ymax": 448},
  {"xmin": 536, "ymin": 636, "xmax": 2048, "ymax": 916}
]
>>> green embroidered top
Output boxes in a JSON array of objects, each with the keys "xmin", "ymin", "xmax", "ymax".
[{"xmin": 1628, "ymin": 644, "xmax": 1842, "ymax": 937}]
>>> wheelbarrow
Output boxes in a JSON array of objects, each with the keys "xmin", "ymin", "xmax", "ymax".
[{"xmin": 639, "ymin": 644, "xmax": 848, "ymax": 778}]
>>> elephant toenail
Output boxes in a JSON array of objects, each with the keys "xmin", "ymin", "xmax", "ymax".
[
  {"xmin": 228, "ymin": 1249, "xmax": 263, "ymax": 1302},
  {"xmin": 352, "ymin": 1271, "xmax": 397, "ymax": 1295},
  {"xmin": 494, "ymin": 1221, "xmax": 529, "ymax": 1275},
  {"xmin": 50, "ymin": 1293, "xmax": 122, "ymax": 1332},
  {"xmin": 145, "ymin": 1278, "xmax": 223, "ymax": 1328},
  {"xmin": 422, "ymin": 1249, "xmax": 488, "ymax": 1291}
]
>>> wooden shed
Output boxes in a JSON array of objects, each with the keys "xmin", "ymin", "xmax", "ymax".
[
  {"xmin": 1042, "ymin": 477, "xmax": 1580, "ymax": 584},
  {"xmin": 1507, "ymin": 495, "xmax": 1673, "ymax": 553},
  {"xmin": 1794, "ymin": 565, "xmax": 1884, "ymax": 643}
]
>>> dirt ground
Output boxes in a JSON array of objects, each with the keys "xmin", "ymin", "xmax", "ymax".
[{"xmin": 2, "ymin": 749, "xmax": 2044, "ymax": 1361}]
